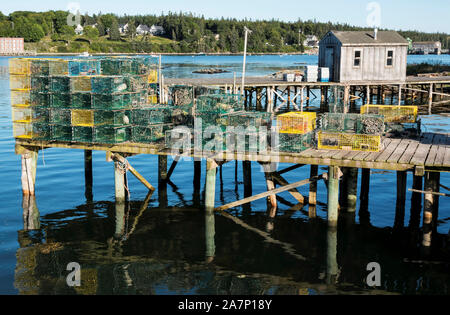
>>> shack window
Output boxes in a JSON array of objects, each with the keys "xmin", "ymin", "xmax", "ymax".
[
  {"xmin": 386, "ymin": 50, "xmax": 394, "ymax": 66},
  {"xmin": 354, "ymin": 50, "xmax": 362, "ymax": 67}
]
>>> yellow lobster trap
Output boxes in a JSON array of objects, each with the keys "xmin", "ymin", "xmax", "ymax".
[
  {"xmin": 276, "ymin": 112, "xmax": 317, "ymax": 134},
  {"xmin": 148, "ymin": 69, "xmax": 158, "ymax": 84},
  {"xmin": 10, "ymin": 89, "xmax": 31, "ymax": 107},
  {"xmin": 361, "ymin": 105, "xmax": 418, "ymax": 123},
  {"xmin": 318, "ymin": 132, "xmax": 382, "ymax": 152},
  {"xmin": 70, "ymin": 76, "xmax": 93, "ymax": 92},
  {"xmin": 10, "ymin": 74, "xmax": 32, "ymax": 90}
]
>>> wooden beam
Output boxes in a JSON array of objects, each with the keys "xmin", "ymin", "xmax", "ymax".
[
  {"xmin": 271, "ymin": 172, "xmax": 305, "ymax": 204},
  {"xmin": 166, "ymin": 155, "xmax": 181, "ymax": 180},
  {"xmin": 110, "ymin": 153, "xmax": 155, "ymax": 192},
  {"xmin": 327, "ymin": 166, "xmax": 340, "ymax": 227},
  {"xmin": 214, "ymin": 174, "xmax": 324, "ymax": 212}
]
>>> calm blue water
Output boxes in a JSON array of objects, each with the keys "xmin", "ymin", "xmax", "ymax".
[{"xmin": 0, "ymin": 54, "xmax": 449, "ymax": 295}]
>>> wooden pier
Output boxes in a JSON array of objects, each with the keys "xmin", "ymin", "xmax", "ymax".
[
  {"xmin": 163, "ymin": 75, "xmax": 450, "ymax": 114},
  {"xmin": 13, "ymin": 75, "xmax": 450, "ymax": 253}
]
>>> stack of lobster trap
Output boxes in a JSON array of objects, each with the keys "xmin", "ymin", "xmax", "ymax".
[{"xmin": 9, "ymin": 56, "xmax": 159, "ymax": 144}]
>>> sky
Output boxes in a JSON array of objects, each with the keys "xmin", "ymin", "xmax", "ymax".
[{"xmin": 1, "ymin": 0, "xmax": 449, "ymax": 34}]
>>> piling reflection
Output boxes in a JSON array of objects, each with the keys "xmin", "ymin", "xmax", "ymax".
[{"xmin": 13, "ymin": 195, "xmax": 450, "ymax": 295}]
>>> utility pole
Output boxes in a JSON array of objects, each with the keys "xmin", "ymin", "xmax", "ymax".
[{"xmin": 241, "ymin": 26, "xmax": 252, "ymax": 95}]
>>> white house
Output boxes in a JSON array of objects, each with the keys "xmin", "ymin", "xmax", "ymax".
[
  {"xmin": 119, "ymin": 23, "xmax": 129, "ymax": 35},
  {"xmin": 136, "ymin": 24, "xmax": 151, "ymax": 35},
  {"xmin": 303, "ymin": 35, "xmax": 319, "ymax": 48},
  {"xmin": 149, "ymin": 25, "xmax": 165, "ymax": 36},
  {"xmin": 75, "ymin": 24, "xmax": 84, "ymax": 35}
]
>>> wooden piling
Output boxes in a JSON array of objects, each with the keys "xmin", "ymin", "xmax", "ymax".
[
  {"xmin": 359, "ymin": 168, "xmax": 371, "ymax": 226},
  {"xmin": 309, "ymin": 165, "xmax": 318, "ymax": 218},
  {"xmin": 428, "ymin": 83, "xmax": 434, "ymax": 115},
  {"xmin": 205, "ymin": 209, "xmax": 216, "ymax": 262},
  {"xmin": 261, "ymin": 163, "xmax": 277, "ymax": 210},
  {"xmin": 340, "ymin": 167, "xmax": 358, "ymax": 212},
  {"xmin": 394, "ymin": 171, "xmax": 407, "ymax": 230},
  {"xmin": 158, "ymin": 155, "xmax": 168, "ymax": 207},
  {"xmin": 84, "ymin": 150, "xmax": 93, "ymax": 202},
  {"xmin": 422, "ymin": 172, "xmax": 439, "ymax": 247},
  {"xmin": 327, "ymin": 166, "xmax": 340, "ymax": 227},
  {"xmin": 243, "ymin": 160, "xmax": 252, "ymax": 198},
  {"xmin": 409, "ymin": 175, "xmax": 423, "ymax": 231},
  {"xmin": 21, "ymin": 150, "xmax": 38, "ymax": 196},
  {"xmin": 205, "ymin": 159, "xmax": 217, "ymax": 212},
  {"xmin": 114, "ymin": 161, "xmax": 126, "ymax": 203}
]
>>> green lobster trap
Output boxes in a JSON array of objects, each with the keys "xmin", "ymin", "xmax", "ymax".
[
  {"xmin": 125, "ymin": 75, "xmax": 148, "ymax": 92},
  {"xmin": 30, "ymin": 91, "xmax": 50, "ymax": 107},
  {"xmin": 196, "ymin": 94, "xmax": 244, "ymax": 113},
  {"xmin": 131, "ymin": 107, "xmax": 172, "ymax": 126},
  {"xmin": 50, "ymin": 93, "xmax": 71, "ymax": 108},
  {"xmin": 217, "ymin": 111, "xmax": 273, "ymax": 128},
  {"xmin": 68, "ymin": 59, "xmax": 101, "ymax": 76},
  {"xmin": 92, "ymin": 76, "xmax": 128, "ymax": 94},
  {"xmin": 13, "ymin": 122, "xmax": 50, "ymax": 140},
  {"xmin": 50, "ymin": 108, "xmax": 72, "ymax": 125},
  {"xmin": 273, "ymin": 132, "xmax": 314, "ymax": 153},
  {"xmin": 50, "ymin": 76, "xmax": 71, "ymax": 93},
  {"xmin": 92, "ymin": 93, "xmax": 133, "ymax": 110},
  {"xmin": 132, "ymin": 124, "xmax": 172, "ymax": 144},
  {"xmin": 70, "ymin": 93, "xmax": 92, "ymax": 109},
  {"xmin": 193, "ymin": 111, "xmax": 220, "ymax": 127},
  {"xmin": 94, "ymin": 126, "xmax": 130, "ymax": 144},
  {"xmin": 30, "ymin": 76, "xmax": 50, "ymax": 92},
  {"xmin": 317, "ymin": 113, "xmax": 385, "ymax": 135},
  {"xmin": 50, "ymin": 124, "xmax": 73, "ymax": 142},
  {"xmin": 72, "ymin": 126, "xmax": 94, "ymax": 143}
]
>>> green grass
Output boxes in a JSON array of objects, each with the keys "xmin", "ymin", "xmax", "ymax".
[{"xmin": 25, "ymin": 35, "xmax": 178, "ymax": 54}]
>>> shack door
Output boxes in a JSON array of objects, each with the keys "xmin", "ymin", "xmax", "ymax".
[{"xmin": 324, "ymin": 47, "xmax": 335, "ymax": 81}]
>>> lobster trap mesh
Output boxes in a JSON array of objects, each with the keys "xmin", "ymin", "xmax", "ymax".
[
  {"xmin": 50, "ymin": 93, "xmax": 71, "ymax": 108},
  {"xmin": 94, "ymin": 126, "xmax": 130, "ymax": 144},
  {"xmin": 12, "ymin": 106, "xmax": 48, "ymax": 124},
  {"xmin": 50, "ymin": 124, "xmax": 73, "ymax": 141},
  {"xmin": 317, "ymin": 113, "xmax": 385, "ymax": 135},
  {"xmin": 276, "ymin": 112, "xmax": 317, "ymax": 134},
  {"xmin": 132, "ymin": 124, "xmax": 172, "ymax": 143},
  {"xmin": 10, "ymin": 74, "xmax": 31, "ymax": 90},
  {"xmin": 318, "ymin": 132, "xmax": 381, "ymax": 152},
  {"xmin": 273, "ymin": 132, "xmax": 314, "ymax": 153},
  {"xmin": 68, "ymin": 60, "xmax": 101, "ymax": 76},
  {"xmin": 217, "ymin": 111, "xmax": 273, "ymax": 128},
  {"xmin": 196, "ymin": 94, "xmax": 244, "ymax": 113},
  {"xmin": 13, "ymin": 122, "xmax": 50, "ymax": 140},
  {"xmin": 70, "ymin": 93, "xmax": 92, "ymax": 109},
  {"xmin": 50, "ymin": 108, "xmax": 72, "ymax": 125},
  {"xmin": 131, "ymin": 107, "xmax": 172, "ymax": 126},
  {"xmin": 361, "ymin": 105, "xmax": 418, "ymax": 123}
]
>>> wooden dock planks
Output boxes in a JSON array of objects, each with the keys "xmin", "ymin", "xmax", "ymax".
[
  {"xmin": 410, "ymin": 133, "xmax": 435, "ymax": 166},
  {"xmin": 15, "ymin": 132, "xmax": 450, "ymax": 172}
]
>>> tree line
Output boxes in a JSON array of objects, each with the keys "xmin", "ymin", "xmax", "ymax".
[{"xmin": 0, "ymin": 10, "xmax": 448, "ymax": 53}]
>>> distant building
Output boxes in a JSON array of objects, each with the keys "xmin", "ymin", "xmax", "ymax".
[
  {"xmin": 410, "ymin": 41, "xmax": 442, "ymax": 55},
  {"xmin": 75, "ymin": 24, "xmax": 84, "ymax": 35},
  {"xmin": 0, "ymin": 38, "xmax": 24, "ymax": 54},
  {"xmin": 318, "ymin": 30, "xmax": 408, "ymax": 82},
  {"xmin": 136, "ymin": 24, "xmax": 151, "ymax": 35},
  {"xmin": 149, "ymin": 25, "xmax": 165, "ymax": 36},
  {"xmin": 303, "ymin": 35, "xmax": 319, "ymax": 48},
  {"xmin": 119, "ymin": 23, "xmax": 129, "ymax": 35}
]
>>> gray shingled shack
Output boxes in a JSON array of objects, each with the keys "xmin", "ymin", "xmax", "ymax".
[{"xmin": 318, "ymin": 30, "xmax": 409, "ymax": 83}]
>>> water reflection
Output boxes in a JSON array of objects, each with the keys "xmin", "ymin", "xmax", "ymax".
[{"xmin": 13, "ymin": 194, "xmax": 450, "ymax": 295}]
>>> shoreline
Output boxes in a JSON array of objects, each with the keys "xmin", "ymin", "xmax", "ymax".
[{"xmin": 1, "ymin": 52, "xmax": 318, "ymax": 57}]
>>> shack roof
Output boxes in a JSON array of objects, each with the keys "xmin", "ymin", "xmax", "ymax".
[{"xmin": 326, "ymin": 31, "xmax": 409, "ymax": 46}]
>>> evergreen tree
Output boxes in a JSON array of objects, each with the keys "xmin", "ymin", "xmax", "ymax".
[{"xmin": 109, "ymin": 19, "xmax": 121, "ymax": 41}]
